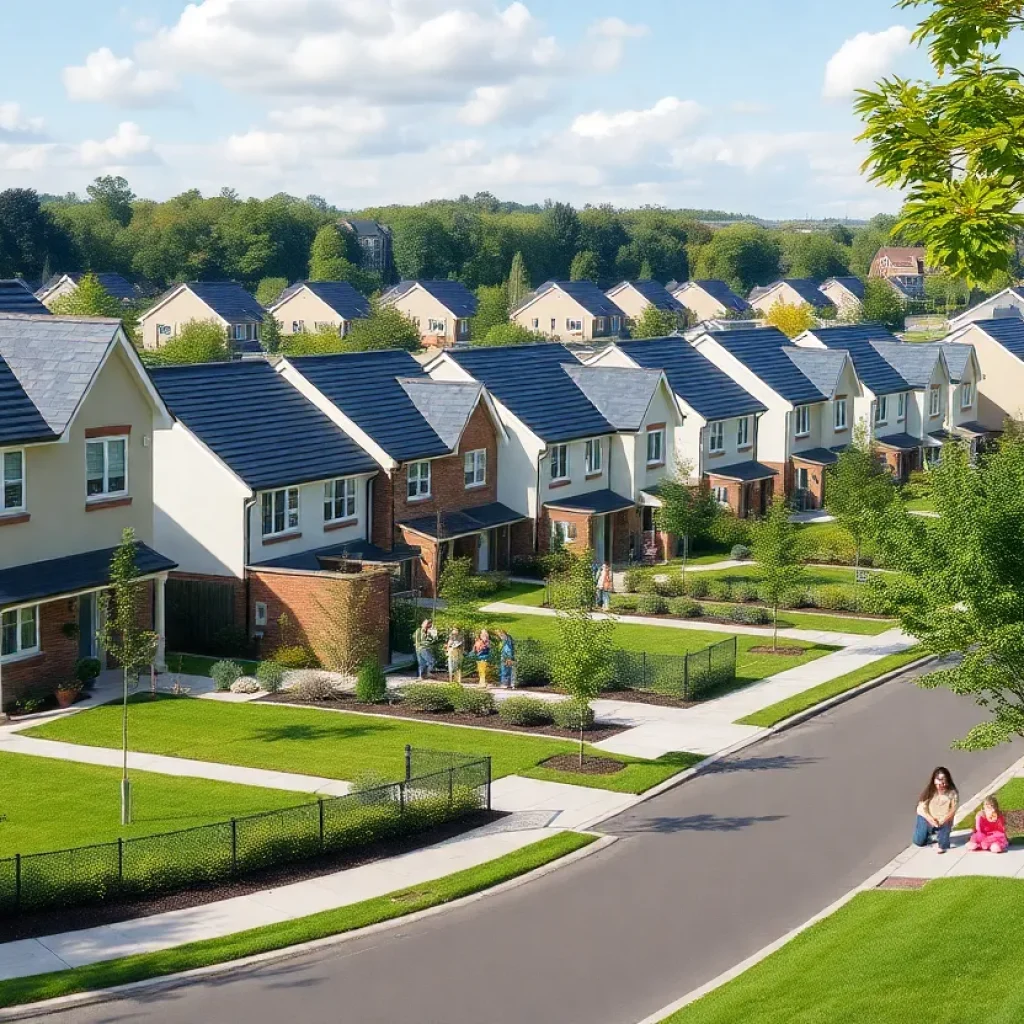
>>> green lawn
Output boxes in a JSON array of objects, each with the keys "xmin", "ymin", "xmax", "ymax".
[
  {"xmin": 699, "ymin": 604, "xmax": 893, "ymax": 636},
  {"xmin": 686, "ymin": 564, "xmax": 869, "ymax": 586},
  {"xmin": 523, "ymin": 751, "xmax": 703, "ymax": 793},
  {"xmin": 168, "ymin": 652, "xmax": 259, "ymax": 677},
  {"xmin": 663, "ymin": 880, "xmax": 1024, "ymax": 1024},
  {"xmin": 0, "ymin": 751, "xmax": 307, "ymax": 856},
  {"xmin": 905, "ymin": 495, "xmax": 936, "ymax": 513},
  {"xmin": 488, "ymin": 582, "xmax": 548, "ymax": 606},
  {"xmin": 736, "ymin": 647, "xmax": 924, "ymax": 728}
]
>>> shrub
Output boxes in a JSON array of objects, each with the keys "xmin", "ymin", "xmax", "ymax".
[
  {"xmin": 350, "ymin": 772, "xmax": 397, "ymax": 795},
  {"xmin": 635, "ymin": 575, "xmax": 658, "ymax": 594},
  {"xmin": 610, "ymin": 594, "xmax": 639, "ymax": 612},
  {"xmin": 230, "ymin": 677, "xmax": 261, "ymax": 694},
  {"xmin": 552, "ymin": 698, "xmax": 596, "ymax": 731},
  {"xmin": 497, "ymin": 695, "xmax": 554, "ymax": 726},
  {"xmin": 272, "ymin": 645, "xmax": 317, "ymax": 669},
  {"xmin": 729, "ymin": 604, "xmax": 772, "ymax": 625},
  {"xmin": 655, "ymin": 575, "xmax": 686, "ymax": 598},
  {"xmin": 292, "ymin": 672, "xmax": 339, "ymax": 702},
  {"xmin": 450, "ymin": 686, "xmax": 496, "ymax": 716},
  {"xmin": 733, "ymin": 582, "xmax": 760, "ymax": 603},
  {"xmin": 815, "ymin": 584, "xmax": 857, "ymax": 611},
  {"xmin": 355, "ymin": 660, "xmax": 388, "ymax": 704},
  {"xmin": 538, "ymin": 549, "xmax": 572, "ymax": 578},
  {"xmin": 515, "ymin": 638, "xmax": 550, "ymax": 686},
  {"xmin": 622, "ymin": 568, "xmax": 644, "ymax": 594},
  {"xmin": 730, "ymin": 544, "xmax": 751, "ymax": 561},
  {"xmin": 777, "ymin": 587, "xmax": 813, "ymax": 610},
  {"xmin": 683, "ymin": 575, "xmax": 709, "ymax": 599},
  {"xmin": 255, "ymin": 660, "xmax": 285, "ymax": 694},
  {"xmin": 668, "ymin": 597, "xmax": 703, "ymax": 618},
  {"xmin": 706, "ymin": 580, "xmax": 733, "ymax": 603},
  {"xmin": 74, "ymin": 657, "xmax": 102, "ymax": 687},
  {"xmin": 797, "ymin": 524, "xmax": 856, "ymax": 566},
  {"xmin": 711, "ymin": 511, "xmax": 751, "ymax": 548},
  {"xmin": 210, "ymin": 659, "xmax": 242, "ymax": 692},
  {"xmin": 636, "ymin": 593, "xmax": 668, "ymax": 616},
  {"xmin": 859, "ymin": 584, "xmax": 892, "ymax": 615},
  {"xmin": 401, "ymin": 683, "xmax": 456, "ymax": 713},
  {"xmin": 211, "ymin": 625, "xmax": 250, "ymax": 658}
]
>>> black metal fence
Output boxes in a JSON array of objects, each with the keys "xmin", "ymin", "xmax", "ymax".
[{"xmin": 0, "ymin": 747, "xmax": 490, "ymax": 917}]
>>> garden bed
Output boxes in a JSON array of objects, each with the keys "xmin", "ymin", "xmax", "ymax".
[
  {"xmin": 508, "ymin": 681, "xmax": 699, "ymax": 710},
  {"xmin": 539, "ymin": 755, "xmax": 625, "ymax": 776},
  {"xmin": 747, "ymin": 646, "xmax": 807, "ymax": 656}
]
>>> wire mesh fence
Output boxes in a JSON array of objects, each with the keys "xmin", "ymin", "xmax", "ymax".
[{"xmin": 0, "ymin": 748, "xmax": 491, "ymax": 917}]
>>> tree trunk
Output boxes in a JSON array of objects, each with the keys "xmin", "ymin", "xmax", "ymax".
[
  {"xmin": 773, "ymin": 604, "xmax": 778, "ymax": 652},
  {"xmin": 681, "ymin": 533, "xmax": 689, "ymax": 571},
  {"xmin": 579, "ymin": 717, "xmax": 584, "ymax": 769}
]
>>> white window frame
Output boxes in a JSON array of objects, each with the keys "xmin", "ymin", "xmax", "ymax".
[
  {"xmin": 531, "ymin": 318, "xmax": 539, "ymax": 330},
  {"xmin": 85, "ymin": 437, "xmax": 128, "ymax": 501},
  {"xmin": 262, "ymin": 487, "xmax": 300, "ymax": 538},
  {"xmin": 960, "ymin": 381, "xmax": 973, "ymax": 410},
  {"xmin": 897, "ymin": 393, "xmax": 906, "ymax": 421},
  {"xmin": 292, "ymin": 320, "xmax": 305, "ymax": 334},
  {"xmin": 584, "ymin": 438, "xmax": 602, "ymax": 476},
  {"xmin": 457, "ymin": 319, "xmax": 470, "ymax": 338},
  {"xmin": 796, "ymin": 467, "xmax": 810, "ymax": 491},
  {"xmin": 323, "ymin": 477, "xmax": 357, "ymax": 524},
  {"xmin": 611, "ymin": 316, "xmax": 621, "ymax": 332},
  {"xmin": 646, "ymin": 427, "xmax": 666, "ymax": 467},
  {"xmin": 157, "ymin": 324, "xmax": 172, "ymax": 338},
  {"xmin": 794, "ymin": 406, "xmax": 811, "ymax": 437},
  {"xmin": 924, "ymin": 446, "xmax": 942, "ymax": 468},
  {"xmin": 1, "ymin": 605, "xmax": 39, "ymax": 662},
  {"xmin": 594, "ymin": 317, "xmax": 606, "ymax": 333},
  {"xmin": 712, "ymin": 485, "xmax": 730, "ymax": 506},
  {"xmin": 834, "ymin": 398, "xmax": 848, "ymax": 431},
  {"xmin": 231, "ymin": 324, "xmax": 247, "ymax": 342},
  {"xmin": 407, "ymin": 461, "xmax": 432, "ymax": 501},
  {"xmin": 736, "ymin": 417, "xmax": 750, "ymax": 449},
  {"xmin": 550, "ymin": 444, "xmax": 570, "ymax": 482},
  {"xmin": 708, "ymin": 421, "xmax": 725, "ymax": 452},
  {"xmin": 551, "ymin": 520, "xmax": 577, "ymax": 544},
  {"xmin": 464, "ymin": 449, "xmax": 487, "ymax": 488},
  {"xmin": 929, "ymin": 386, "xmax": 941, "ymax": 417},
  {"xmin": 566, "ymin": 318, "xmax": 583, "ymax": 333},
  {"xmin": 550, "ymin": 318, "xmax": 557, "ymax": 331},
  {"xmin": 1, "ymin": 448, "xmax": 26, "ymax": 515},
  {"xmin": 427, "ymin": 318, "xmax": 446, "ymax": 335},
  {"xmin": 874, "ymin": 396, "xmax": 888, "ymax": 425}
]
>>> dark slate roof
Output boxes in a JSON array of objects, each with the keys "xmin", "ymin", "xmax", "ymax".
[
  {"xmin": 343, "ymin": 219, "xmax": 387, "ymax": 237},
  {"xmin": 287, "ymin": 349, "xmax": 453, "ymax": 462},
  {"xmin": 784, "ymin": 348, "xmax": 847, "ymax": 399},
  {"xmin": 57, "ymin": 272, "xmax": 136, "ymax": 303},
  {"xmin": 822, "ymin": 276, "xmax": 865, "ymax": 301},
  {"xmin": 251, "ymin": 539, "xmax": 419, "ymax": 571},
  {"xmin": 874, "ymin": 432, "xmax": 922, "ymax": 451},
  {"xmin": 397, "ymin": 378, "xmax": 483, "ymax": 449},
  {"xmin": 181, "ymin": 282, "xmax": 264, "ymax": 323},
  {"xmin": 151, "ymin": 361, "xmax": 377, "ymax": 490},
  {"xmin": 803, "ymin": 325, "xmax": 909, "ymax": 395},
  {"xmin": 0, "ymin": 280, "xmax": 50, "ymax": 316},
  {"xmin": 871, "ymin": 340, "xmax": 941, "ymax": 388},
  {"xmin": 562, "ymin": 364, "xmax": 663, "ymax": 431},
  {"xmin": 273, "ymin": 281, "xmax": 371, "ymax": 320},
  {"xmin": 956, "ymin": 420, "xmax": 991, "ymax": 437},
  {"xmin": 544, "ymin": 488, "xmax": 635, "ymax": 515},
  {"xmin": 381, "ymin": 280, "xmax": 477, "ymax": 318},
  {"xmin": 970, "ymin": 318, "xmax": 1024, "ymax": 364},
  {"xmin": 934, "ymin": 343, "xmax": 972, "ymax": 383},
  {"xmin": 0, "ymin": 543, "xmax": 176, "ymax": 609},
  {"xmin": 764, "ymin": 279, "xmax": 833, "ymax": 310},
  {"xmin": 447, "ymin": 343, "xmax": 614, "ymax": 443},
  {"xmin": 0, "ymin": 314, "xmax": 119, "ymax": 444},
  {"xmin": 792, "ymin": 447, "xmax": 839, "ymax": 466},
  {"xmin": 517, "ymin": 281, "xmax": 625, "ymax": 318},
  {"xmin": 706, "ymin": 327, "xmax": 829, "ymax": 405},
  {"xmin": 400, "ymin": 501, "xmax": 527, "ymax": 540},
  {"xmin": 705, "ymin": 460, "xmax": 777, "ymax": 483},
  {"xmin": 684, "ymin": 280, "xmax": 750, "ymax": 312},
  {"xmin": 616, "ymin": 336, "xmax": 766, "ymax": 421},
  {"xmin": 610, "ymin": 280, "xmax": 684, "ymax": 312}
]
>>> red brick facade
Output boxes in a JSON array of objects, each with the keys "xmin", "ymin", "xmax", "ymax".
[
  {"xmin": 706, "ymin": 475, "xmax": 773, "ymax": 519},
  {"xmin": 789, "ymin": 457, "xmax": 827, "ymax": 510},
  {"xmin": 537, "ymin": 507, "xmax": 640, "ymax": 562}
]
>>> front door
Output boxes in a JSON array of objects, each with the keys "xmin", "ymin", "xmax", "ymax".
[
  {"xmin": 592, "ymin": 515, "xmax": 607, "ymax": 565},
  {"xmin": 477, "ymin": 530, "xmax": 490, "ymax": 573},
  {"xmin": 78, "ymin": 593, "xmax": 97, "ymax": 658}
]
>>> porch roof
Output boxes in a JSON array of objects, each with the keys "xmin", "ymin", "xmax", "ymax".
[
  {"xmin": 400, "ymin": 501, "xmax": 526, "ymax": 541},
  {"xmin": 0, "ymin": 543, "xmax": 176, "ymax": 610},
  {"xmin": 956, "ymin": 420, "xmax": 991, "ymax": 438},
  {"xmin": 792, "ymin": 447, "xmax": 840, "ymax": 466},
  {"xmin": 706, "ymin": 460, "xmax": 778, "ymax": 483},
  {"xmin": 250, "ymin": 539, "xmax": 420, "ymax": 572},
  {"xmin": 544, "ymin": 488, "xmax": 634, "ymax": 516},
  {"xmin": 874, "ymin": 432, "xmax": 922, "ymax": 452}
]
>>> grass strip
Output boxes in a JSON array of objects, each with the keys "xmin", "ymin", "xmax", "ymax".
[
  {"xmin": 522, "ymin": 751, "xmax": 703, "ymax": 794},
  {"xmin": 735, "ymin": 647, "xmax": 924, "ymax": 728},
  {"xmin": 0, "ymin": 831, "xmax": 595, "ymax": 1009}
]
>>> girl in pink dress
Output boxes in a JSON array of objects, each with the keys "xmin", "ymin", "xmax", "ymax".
[{"xmin": 967, "ymin": 796, "xmax": 1009, "ymax": 854}]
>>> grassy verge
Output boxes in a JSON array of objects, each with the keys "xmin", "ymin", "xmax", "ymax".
[
  {"xmin": 488, "ymin": 582, "xmax": 548, "ymax": 606},
  {"xmin": 735, "ymin": 647, "xmax": 924, "ymax": 728},
  {"xmin": 0, "ymin": 751, "xmax": 307, "ymax": 855},
  {"xmin": 698, "ymin": 603, "xmax": 893, "ymax": 636},
  {"xmin": 168, "ymin": 653, "xmax": 259, "ymax": 677},
  {"xmin": 956, "ymin": 778, "xmax": 1024, "ymax": 834},
  {"xmin": 522, "ymin": 751, "xmax": 703, "ymax": 794},
  {"xmin": 673, "ymin": 564, "xmax": 869, "ymax": 587},
  {"xmin": 0, "ymin": 831, "xmax": 596, "ymax": 1009},
  {"xmin": 662, "ymin": 879, "xmax": 1024, "ymax": 1023}
]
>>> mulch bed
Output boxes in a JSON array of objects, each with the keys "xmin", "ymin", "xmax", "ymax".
[
  {"xmin": 747, "ymin": 646, "xmax": 807, "ymax": 656},
  {"xmin": 256, "ymin": 691, "xmax": 627, "ymax": 742},
  {"xmin": 0, "ymin": 810, "xmax": 504, "ymax": 943},
  {"xmin": 1004, "ymin": 809, "xmax": 1024, "ymax": 838},
  {"xmin": 876, "ymin": 876, "xmax": 927, "ymax": 890},
  {"xmin": 539, "ymin": 755, "xmax": 625, "ymax": 776},
  {"xmin": 610, "ymin": 604, "xmax": 891, "ymax": 629},
  {"xmin": 505, "ymin": 683, "xmax": 697, "ymax": 710}
]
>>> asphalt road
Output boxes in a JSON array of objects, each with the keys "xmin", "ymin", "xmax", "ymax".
[{"xmin": 48, "ymin": 674, "xmax": 1021, "ymax": 1024}]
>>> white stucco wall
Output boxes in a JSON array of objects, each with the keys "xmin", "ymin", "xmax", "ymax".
[
  {"xmin": 141, "ymin": 290, "xmax": 225, "ymax": 350},
  {"xmin": 948, "ymin": 290, "xmax": 1024, "ymax": 331},
  {"xmin": 953, "ymin": 325, "xmax": 1024, "ymax": 429},
  {"xmin": 674, "ymin": 286, "xmax": 729, "ymax": 322},
  {"xmin": 272, "ymin": 289, "xmax": 352, "ymax": 335}
]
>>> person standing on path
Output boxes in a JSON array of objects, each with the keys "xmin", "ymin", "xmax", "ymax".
[
  {"xmin": 498, "ymin": 629, "xmax": 516, "ymax": 689},
  {"xmin": 596, "ymin": 562, "xmax": 613, "ymax": 610},
  {"xmin": 472, "ymin": 628, "xmax": 491, "ymax": 687},
  {"xmin": 912, "ymin": 766, "xmax": 959, "ymax": 853},
  {"xmin": 445, "ymin": 626, "xmax": 464, "ymax": 684},
  {"xmin": 414, "ymin": 619, "xmax": 437, "ymax": 680}
]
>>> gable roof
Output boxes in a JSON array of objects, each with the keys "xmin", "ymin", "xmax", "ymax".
[
  {"xmin": 0, "ymin": 280, "xmax": 50, "ymax": 316},
  {"xmin": 447, "ymin": 343, "xmax": 615, "ymax": 443},
  {"xmin": 43, "ymin": 272, "xmax": 136, "ymax": 303},
  {"xmin": 873, "ymin": 247, "xmax": 926, "ymax": 272},
  {"xmin": 616, "ymin": 336, "xmax": 766, "ymax": 421},
  {"xmin": 934, "ymin": 343, "xmax": 972, "ymax": 383},
  {"xmin": 608, "ymin": 280, "xmax": 684, "ymax": 313},
  {"xmin": 965, "ymin": 317, "xmax": 1024, "ymax": 366},
  {"xmin": 802, "ymin": 325, "xmax": 912, "ymax": 395},
  {"xmin": 515, "ymin": 281, "xmax": 625, "ymax": 319},
  {"xmin": 562, "ymin": 364, "xmax": 665, "ymax": 431},
  {"xmin": 272, "ymin": 281, "xmax": 371, "ymax": 320},
  {"xmin": 381, "ymin": 280, "xmax": 477, "ymax": 319},
  {"xmin": 947, "ymin": 286, "xmax": 1024, "ymax": 329},
  {"xmin": 822, "ymin": 277, "xmax": 865, "ymax": 301},
  {"xmin": 784, "ymin": 348, "xmax": 848, "ymax": 399},
  {"xmin": 151, "ymin": 361, "xmax": 377, "ymax": 490},
  {"xmin": 761, "ymin": 279, "xmax": 833, "ymax": 310},
  {"xmin": 679, "ymin": 280, "xmax": 750, "ymax": 313},
  {"xmin": 870, "ymin": 341, "xmax": 944, "ymax": 388},
  {"xmin": 144, "ymin": 281, "xmax": 264, "ymax": 324},
  {"xmin": 397, "ymin": 378, "xmax": 484, "ymax": 450},
  {"xmin": 0, "ymin": 314, "xmax": 122, "ymax": 445}
]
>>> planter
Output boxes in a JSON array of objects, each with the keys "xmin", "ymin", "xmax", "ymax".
[{"xmin": 55, "ymin": 688, "xmax": 79, "ymax": 709}]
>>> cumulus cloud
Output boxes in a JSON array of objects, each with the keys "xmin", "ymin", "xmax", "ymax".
[
  {"xmin": 457, "ymin": 82, "xmax": 549, "ymax": 126},
  {"xmin": 0, "ymin": 102, "xmax": 45, "ymax": 139},
  {"xmin": 822, "ymin": 26, "xmax": 912, "ymax": 99},
  {"xmin": 63, "ymin": 48, "xmax": 178, "ymax": 106},
  {"xmin": 0, "ymin": 121, "xmax": 159, "ymax": 173},
  {"xmin": 586, "ymin": 17, "xmax": 649, "ymax": 72}
]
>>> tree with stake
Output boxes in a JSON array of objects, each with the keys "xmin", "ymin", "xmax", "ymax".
[
  {"xmin": 99, "ymin": 528, "xmax": 158, "ymax": 825},
  {"xmin": 750, "ymin": 497, "xmax": 806, "ymax": 651},
  {"xmin": 655, "ymin": 460, "xmax": 719, "ymax": 570}
]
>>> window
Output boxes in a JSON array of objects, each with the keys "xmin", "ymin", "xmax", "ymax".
[
  {"xmin": 323, "ymin": 478, "xmax": 357, "ymax": 523},
  {"xmin": 532, "ymin": 318, "xmax": 539, "ymax": 330},
  {"xmin": 457, "ymin": 319, "xmax": 470, "ymax": 337},
  {"xmin": 427, "ymin": 318, "xmax": 446, "ymax": 334},
  {"xmin": 794, "ymin": 406, "xmax": 811, "ymax": 436},
  {"xmin": 407, "ymin": 461, "xmax": 431, "ymax": 500},
  {"xmin": 231, "ymin": 324, "xmax": 247, "ymax": 342},
  {"xmin": 2, "ymin": 450, "xmax": 24, "ymax": 513},
  {"xmin": 550, "ymin": 318, "xmax": 557, "ymax": 331},
  {"xmin": 712, "ymin": 485, "xmax": 730, "ymax": 506},
  {"xmin": 646, "ymin": 427, "xmax": 665, "ymax": 466},
  {"xmin": 292, "ymin": 320, "xmax": 305, "ymax": 333},
  {"xmin": 960, "ymin": 381, "xmax": 974, "ymax": 410},
  {"xmin": 874, "ymin": 396, "xmax": 888, "ymax": 425},
  {"xmin": 550, "ymin": 444, "xmax": 570, "ymax": 481},
  {"xmin": 796, "ymin": 467, "xmax": 810, "ymax": 491},
  {"xmin": 708, "ymin": 421, "xmax": 725, "ymax": 452},
  {"xmin": 157, "ymin": 324, "xmax": 171, "ymax": 337},
  {"xmin": 86, "ymin": 438, "xmax": 127, "ymax": 499},
  {"xmin": 924, "ymin": 446, "xmax": 941, "ymax": 468},
  {"xmin": 611, "ymin": 316, "xmax": 621, "ymax": 333},
  {"xmin": 566, "ymin": 319, "xmax": 583, "ymax": 333},
  {"xmin": 929, "ymin": 386, "xmax": 941, "ymax": 417},
  {"xmin": 897, "ymin": 393, "xmax": 906, "ymax": 421},
  {"xmin": 594, "ymin": 317, "xmax": 606, "ymax": 333},
  {"xmin": 1, "ymin": 605, "xmax": 38, "ymax": 660},
  {"xmin": 834, "ymin": 398, "xmax": 848, "ymax": 431},
  {"xmin": 262, "ymin": 487, "xmax": 299, "ymax": 537},
  {"xmin": 551, "ymin": 520, "xmax": 577, "ymax": 544},
  {"xmin": 736, "ymin": 417, "xmax": 750, "ymax": 449},
  {"xmin": 254, "ymin": 602, "xmax": 268, "ymax": 628},
  {"xmin": 584, "ymin": 438, "xmax": 602, "ymax": 476},
  {"xmin": 464, "ymin": 449, "xmax": 487, "ymax": 488}
]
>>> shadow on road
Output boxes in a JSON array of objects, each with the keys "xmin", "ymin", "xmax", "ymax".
[
  {"xmin": 614, "ymin": 813, "xmax": 786, "ymax": 834},
  {"xmin": 701, "ymin": 754, "xmax": 819, "ymax": 776}
]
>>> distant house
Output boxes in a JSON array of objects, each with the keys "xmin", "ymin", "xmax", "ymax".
[
  {"xmin": 870, "ymin": 247, "xmax": 928, "ymax": 298},
  {"xmin": 748, "ymin": 280, "xmax": 834, "ymax": 316},
  {"xmin": 947, "ymin": 286, "xmax": 1024, "ymax": 332},
  {"xmin": 604, "ymin": 280, "xmax": 685, "ymax": 324},
  {"xmin": 379, "ymin": 280, "xmax": 478, "ymax": 348},
  {"xmin": 36, "ymin": 272, "xmax": 137, "ymax": 308},
  {"xmin": 511, "ymin": 281, "xmax": 626, "ymax": 342},
  {"xmin": 338, "ymin": 219, "xmax": 393, "ymax": 276},
  {"xmin": 267, "ymin": 281, "xmax": 371, "ymax": 338},
  {"xmin": 819, "ymin": 277, "xmax": 864, "ymax": 316},
  {"xmin": 139, "ymin": 281, "xmax": 265, "ymax": 352},
  {"xmin": 0, "ymin": 280, "xmax": 50, "ymax": 316},
  {"xmin": 672, "ymin": 280, "xmax": 750, "ymax": 322}
]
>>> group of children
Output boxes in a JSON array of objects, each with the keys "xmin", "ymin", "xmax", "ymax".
[
  {"xmin": 414, "ymin": 619, "xmax": 517, "ymax": 689},
  {"xmin": 913, "ymin": 766, "xmax": 1010, "ymax": 855}
]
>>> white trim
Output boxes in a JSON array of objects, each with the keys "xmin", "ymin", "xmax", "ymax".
[
  {"xmin": 323, "ymin": 476, "xmax": 358, "ymax": 524},
  {"xmin": 85, "ymin": 435, "xmax": 129, "ymax": 501},
  {"xmin": 260, "ymin": 486, "xmax": 300, "ymax": 538},
  {"xmin": 463, "ymin": 448, "xmax": 487, "ymax": 489},
  {"xmin": 0, "ymin": 447, "xmax": 26, "ymax": 515},
  {"xmin": 406, "ymin": 460, "xmax": 432, "ymax": 501},
  {"xmin": 0, "ymin": 604, "xmax": 39, "ymax": 662}
]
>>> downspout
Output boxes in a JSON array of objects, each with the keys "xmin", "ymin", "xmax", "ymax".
[
  {"xmin": 365, "ymin": 476, "xmax": 374, "ymax": 543},
  {"xmin": 243, "ymin": 495, "xmax": 256, "ymax": 648},
  {"xmin": 534, "ymin": 449, "xmax": 545, "ymax": 554}
]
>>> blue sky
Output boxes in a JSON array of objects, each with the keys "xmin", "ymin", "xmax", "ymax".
[{"xmin": 0, "ymin": 0, "xmax": 943, "ymax": 216}]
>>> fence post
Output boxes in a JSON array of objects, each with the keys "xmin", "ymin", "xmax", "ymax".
[
  {"xmin": 318, "ymin": 799, "xmax": 325, "ymax": 851},
  {"xmin": 230, "ymin": 818, "xmax": 237, "ymax": 875},
  {"xmin": 683, "ymin": 653, "xmax": 689, "ymax": 702},
  {"xmin": 399, "ymin": 780, "xmax": 405, "ymax": 816},
  {"xmin": 14, "ymin": 854, "xmax": 20, "ymax": 910},
  {"xmin": 485, "ymin": 757, "xmax": 492, "ymax": 812},
  {"xmin": 405, "ymin": 744, "xmax": 412, "ymax": 782},
  {"xmin": 447, "ymin": 766, "xmax": 454, "ymax": 812},
  {"xmin": 118, "ymin": 837, "xmax": 124, "ymax": 886}
]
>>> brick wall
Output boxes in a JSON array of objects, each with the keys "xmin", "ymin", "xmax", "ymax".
[
  {"xmin": 1, "ymin": 598, "xmax": 81, "ymax": 708},
  {"xmin": 613, "ymin": 508, "xmax": 638, "ymax": 563},
  {"xmin": 790, "ymin": 457, "xmax": 826, "ymax": 510},
  {"xmin": 537, "ymin": 509, "xmax": 593, "ymax": 555},
  {"xmin": 371, "ymin": 470, "xmax": 394, "ymax": 550},
  {"xmin": 248, "ymin": 567, "xmax": 390, "ymax": 668}
]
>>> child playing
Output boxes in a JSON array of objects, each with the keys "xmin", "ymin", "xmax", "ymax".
[{"xmin": 967, "ymin": 796, "xmax": 1009, "ymax": 854}]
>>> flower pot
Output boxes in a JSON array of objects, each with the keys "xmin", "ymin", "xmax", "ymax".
[{"xmin": 55, "ymin": 689, "xmax": 78, "ymax": 709}]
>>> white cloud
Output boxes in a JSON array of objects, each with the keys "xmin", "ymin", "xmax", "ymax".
[
  {"xmin": 571, "ymin": 96, "xmax": 704, "ymax": 162},
  {"xmin": 0, "ymin": 121, "xmax": 159, "ymax": 174},
  {"xmin": 823, "ymin": 26, "xmax": 912, "ymax": 100},
  {"xmin": 0, "ymin": 102, "xmax": 45, "ymax": 139},
  {"xmin": 457, "ymin": 83, "xmax": 549, "ymax": 126},
  {"xmin": 586, "ymin": 17, "xmax": 649, "ymax": 72},
  {"xmin": 77, "ymin": 121, "xmax": 160, "ymax": 166},
  {"xmin": 63, "ymin": 48, "xmax": 177, "ymax": 106}
]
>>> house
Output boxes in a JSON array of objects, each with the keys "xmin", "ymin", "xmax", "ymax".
[
  {"xmin": 279, "ymin": 349, "xmax": 516, "ymax": 596},
  {"xmin": 267, "ymin": 281, "xmax": 371, "ymax": 338},
  {"xmin": 870, "ymin": 247, "xmax": 928, "ymax": 297},
  {"xmin": 672, "ymin": 280, "xmax": 751, "ymax": 322},
  {"xmin": 150, "ymin": 360, "xmax": 391, "ymax": 665},
  {"xmin": 0, "ymin": 313, "xmax": 176, "ymax": 709},
  {"xmin": 338, "ymin": 219, "xmax": 393, "ymax": 276},
  {"xmin": 511, "ymin": 281, "xmax": 626, "ymax": 343},
  {"xmin": 36, "ymin": 273, "xmax": 137, "ymax": 308},
  {"xmin": 604, "ymin": 280, "xmax": 686, "ymax": 325},
  {"xmin": 946, "ymin": 287, "xmax": 1024, "ymax": 332},
  {"xmin": 948, "ymin": 318, "xmax": 1024, "ymax": 431},
  {"xmin": 690, "ymin": 326, "xmax": 859, "ymax": 510},
  {"xmin": 139, "ymin": 281, "xmax": 265, "ymax": 352},
  {"xmin": 379, "ymin": 280, "xmax": 477, "ymax": 348},
  {"xmin": 427, "ymin": 343, "xmax": 681, "ymax": 565},
  {"xmin": 819, "ymin": 277, "xmax": 865, "ymax": 316},
  {"xmin": 748, "ymin": 280, "xmax": 834, "ymax": 317},
  {"xmin": 0, "ymin": 280, "xmax": 50, "ymax": 316},
  {"xmin": 588, "ymin": 336, "xmax": 772, "ymax": 520}
]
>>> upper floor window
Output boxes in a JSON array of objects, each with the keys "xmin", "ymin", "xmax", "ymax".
[
  {"xmin": 585, "ymin": 438, "xmax": 602, "ymax": 476},
  {"xmin": 86, "ymin": 437, "xmax": 127, "ymax": 499},
  {"xmin": 427, "ymin": 318, "xmax": 446, "ymax": 334},
  {"xmin": 929, "ymin": 386, "xmax": 941, "ymax": 417},
  {"xmin": 550, "ymin": 444, "xmax": 569, "ymax": 481},
  {"xmin": 708, "ymin": 421, "xmax": 725, "ymax": 452},
  {"xmin": 2, "ymin": 450, "xmax": 25, "ymax": 514},
  {"xmin": 897, "ymin": 393, "xmax": 906, "ymax": 421},
  {"xmin": 960, "ymin": 381, "xmax": 974, "ymax": 410},
  {"xmin": 794, "ymin": 405, "xmax": 811, "ymax": 437},
  {"xmin": 736, "ymin": 417, "xmax": 750, "ymax": 448},
  {"xmin": 566, "ymin": 319, "xmax": 583, "ymax": 333},
  {"xmin": 457, "ymin": 319, "xmax": 470, "ymax": 337},
  {"xmin": 531, "ymin": 318, "xmax": 539, "ymax": 330},
  {"xmin": 875, "ymin": 396, "xmax": 888, "ymax": 425},
  {"xmin": 550, "ymin": 318, "xmax": 557, "ymax": 331},
  {"xmin": 464, "ymin": 449, "xmax": 487, "ymax": 488},
  {"xmin": 407, "ymin": 461, "xmax": 432, "ymax": 500},
  {"xmin": 323, "ymin": 478, "xmax": 357, "ymax": 524},
  {"xmin": 262, "ymin": 487, "xmax": 299, "ymax": 537},
  {"xmin": 834, "ymin": 398, "xmax": 848, "ymax": 431},
  {"xmin": 646, "ymin": 427, "xmax": 666, "ymax": 466},
  {"xmin": 1, "ymin": 605, "xmax": 37, "ymax": 661}
]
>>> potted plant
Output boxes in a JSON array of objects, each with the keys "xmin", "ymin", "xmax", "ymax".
[
  {"xmin": 55, "ymin": 679, "xmax": 83, "ymax": 709},
  {"xmin": 74, "ymin": 657, "xmax": 102, "ymax": 691}
]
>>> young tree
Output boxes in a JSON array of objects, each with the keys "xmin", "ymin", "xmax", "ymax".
[
  {"xmin": 48, "ymin": 273, "xmax": 124, "ymax": 319},
  {"xmin": 631, "ymin": 304, "xmax": 679, "ymax": 339},
  {"xmin": 477, "ymin": 321, "xmax": 544, "ymax": 346},
  {"xmin": 343, "ymin": 299, "xmax": 421, "ymax": 352},
  {"xmin": 149, "ymin": 319, "xmax": 230, "ymax": 365},
  {"xmin": 638, "ymin": 258, "xmax": 654, "ymax": 281},
  {"xmin": 99, "ymin": 528, "xmax": 158, "ymax": 824},
  {"xmin": 655, "ymin": 461, "xmax": 720, "ymax": 569},
  {"xmin": 750, "ymin": 496, "xmax": 806, "ymax": 650},
  {"xmin": 437, "ymin": 556, "xmax": 484, "ymax": 635},
  {"xmin": 764, "ymin": 299, "xmax": 817, "ymax": 339},
  {"xmin": 506, "ymin": 251, "xmax": 531, "ymax": 309},
  {"xmin": 569, "ymin": 249, "xmax": 599, "ymax": 282},
  {"xmin": 470, "ymin": 284, "xmax": 510, "ymax": 341},
  {"xmin": 860, "ymin": 278, "xmax": 906, "ymax": 331},
  {"xmin": 260, "ymin": 313, "xmax": 283, "ymax": 353}
]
